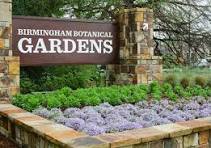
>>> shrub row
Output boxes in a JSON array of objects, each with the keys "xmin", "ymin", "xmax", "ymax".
[
  {"xmin": 20, "ymin": 65, "xmax": 103, "ymax": 94},
  {"xmin": 164, "ymin": 75, "xmax": 211, "ymax": 88},
  {"xmin": 12, "ymin": 82, "xmax": 211, "ymax": 111}
]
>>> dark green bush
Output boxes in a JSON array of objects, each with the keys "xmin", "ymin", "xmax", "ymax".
[
  {"xmin": 180, "ymin": 77, "xmax": 190, "ymax": 88},
  {"xmin": 194, "ymin": 76, "xmax": 206, "ymax": 88},
  {"xmin": 20, "ymin": 65, "xmax": 103, "ymax": 94}
]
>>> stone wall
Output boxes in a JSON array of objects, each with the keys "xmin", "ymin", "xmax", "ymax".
[
  {"xmin": 107, "ymin": 8, "xmax": 162, "ymax": 85},
  {"xmin": 1, "ymin": 104, "xmax": 211, "ymax": 148},
  {"xmin": 0, "ymin": 0, "xmax": 20, "ymax": 102}
]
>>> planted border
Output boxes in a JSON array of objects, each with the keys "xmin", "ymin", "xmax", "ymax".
[
  {"xmin": 1, "ymin": 103, "xmax": 211, "ymax": 148},
  {"xmin": 12, "ymin": 82, "xmax": 211, "ymax": 111}
]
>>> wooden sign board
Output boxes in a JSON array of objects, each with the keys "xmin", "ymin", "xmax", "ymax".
[{"xmin": 12, "ymin": 16, "xmax": 119, "ymax": 66}]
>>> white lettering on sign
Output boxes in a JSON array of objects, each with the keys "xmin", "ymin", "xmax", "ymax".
[
  {"xmin": 17, "ymin": 29, "xmax": 114, "ymax": 54},
  {"xmin": 17, "ymin": 38, "xmax": 113, "ymax": 54},
  {"xmin": 18, "ymin": 38, "xmax": 33, "ymax": 53},
  {"xmin": 17, "ymin": 29, "xmax": 113, "ymax": 38}
]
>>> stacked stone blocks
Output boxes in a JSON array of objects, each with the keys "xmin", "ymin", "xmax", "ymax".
[
  {"xmin": 2, "ymin": 104, "xmax": 211, "ymax": 148},
  {"xmin": 107, "ymin": 8, "xmax": 162, "ymax": 85},
  {"xmin": 0, "ymin": 0, "xmax": 20, "ymax": 101},
  {"xmin": 0, "ymin": 57, "xmax": 19, "ymax": 100}
]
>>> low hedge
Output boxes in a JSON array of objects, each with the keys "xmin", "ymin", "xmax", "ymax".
[{"xmin": 12, "ymin": 82, "xmax": 211, "ymax": 111}]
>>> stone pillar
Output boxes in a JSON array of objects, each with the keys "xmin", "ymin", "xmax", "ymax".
[
  {"xmin": 0, "ymin": 0, "xmax": 20, "ymax": 102},
  {"xmin": 106, "ymin": 8, "xmax": 162, "ymax": 85}
]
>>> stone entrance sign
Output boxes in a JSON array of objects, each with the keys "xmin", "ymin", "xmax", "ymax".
[
  {"xmin": 12, "ymin": 16, "xmax": 119, "ymax": 66},
  {"xmin": 0, "ymin": 0, "xmax": 162, "ymax": 101}
]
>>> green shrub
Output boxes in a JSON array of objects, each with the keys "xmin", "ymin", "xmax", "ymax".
[
  {"xmin": 206, "ymin": 87, "xmax": 211, "ymax": 96},
  {"xmin": 186, "ymin": 85, "xmax": 207, "ymax": 97},
  {"xmin": 164, "ymin": 75, "xmax": 177, "ymax": 87},
  {"xmin": 174, "ymin": 84, "xmax": 191, "ymax": 98},
  {"xmin": 20, "ymin": 77, "xmax": 38, "ymax": 94},
  {"xmin": 20, "ymin": 65, "xmax": 103, "ymax": 93},
  {"xmin": 46, "ymin": 95, "xmax": 63, "ymax": 109},
  {"xmin": 162, "ymin": 83, "xmax": 178, "ymax": 101},
  {"xmin": 12, "ymin": 94, "xmax": 42, "ymax": 112},
  {"xmin": 194, "ymin": 76, "xmax": 206, "ymax": 88},
  {"xmin": 149, "ymin": 81, "xmax": 162, "ymax": 100},
  {"xmin": 180, "ymin": 77, "xmax": 190, "ymax": 88},
  {"xmin": 12, "ymin": 81, "xmax": 211, "ymax": 111}
]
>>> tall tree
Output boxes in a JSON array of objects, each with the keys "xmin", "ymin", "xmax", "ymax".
[{"xmin": 13, "ymin": 0, "xmax": 67, "ymax": 17}]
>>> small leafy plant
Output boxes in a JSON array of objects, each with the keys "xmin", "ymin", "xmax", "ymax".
[{"xmin": 12, "ymin": 80, "xmax": 211, "ymax": 111}]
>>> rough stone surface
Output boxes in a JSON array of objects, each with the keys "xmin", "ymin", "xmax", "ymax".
[
  {"xmin": 183, "ymin": 133, "xmax": 199, "ymax": 148},
  {"xmin": 177, "ymin": 120, "xmax": 211, "ymax": 133},
  {"xmin": 154, "ymin": 124, "xmax": 192, "ymax": 138},
  {"xmin": 0, "ymin": 57, "xmax": 20, "ymax": 101},
  {"xmin": 107, "ymin": 8, "xmax": 162, "ymax": 85},
  {"xmin": 1, "ymin": 104, "xmax": 211, "ymax": 148},
  {"xmin": 67, "ymin": 136, "xmax": 110, "ymax": 148},
  {"xmin": 164, "ymin": 137, "xmax": 183, "ymax": 148},
  {"xmin": 0, "ymin": 104, "xmax": 84, "ymax": 148},
  {"xmin": 149, "ymin": 140, "xmax": 164, "ymax": 148},
  {"xmin": 133, "ymin": 143, "xmax": 149, "ymax": 148},
  {"xmin": 199, "ymin": 131, "xmax": 209, "ymax": 145},
  {"xmin": 0, "ymin": 0, "xmax": 19, "ymax": 101}
]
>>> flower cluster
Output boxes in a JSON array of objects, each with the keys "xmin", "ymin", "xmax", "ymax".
[{"xmin": 33, "ymin": 96, "xmax": 211, "ymax": 136}]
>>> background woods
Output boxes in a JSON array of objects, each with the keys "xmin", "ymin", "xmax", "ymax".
[{"xmin": 12, "ymin": 0, "xmax": 211, "ymax": 93}]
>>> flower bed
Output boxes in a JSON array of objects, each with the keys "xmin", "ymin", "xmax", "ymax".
[
  {"xmin": 32, "ymin": 96, "xmax": 211, "ymax": 136},
  {"xmin": 11, "ymin": 81, "xmax": 211, "ymax": 136}
]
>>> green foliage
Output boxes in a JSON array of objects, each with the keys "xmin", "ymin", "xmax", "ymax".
[
  {"xmin": 186, "ymin": 85, "xmax": 208, "ymax": 97},
  {"xmin": 162, "ymin": 83, "xmax": 177, "ymax": 101},
  {"xmin": 194, "ymin": 76, "xmax": 207, "ymax": 88},
  {"xmin": 12, "ymin": 94, "xmax": 42, "ymax": 111},
  {"xmin": 20, "ymin": 65, "xmax": 103, "ymax": 93},
  {"xmin": 13, "ymin": 0, "xmax": 67, "ymax": 17},
  {"xmin": 12, "ymin": 82, "xmax": 211, "ymax": 111},
  {"xmin": 174, "ymin": 84, "xmax": 191, "ymax": 98},
  {"xmin": 205, "ymin": 87, "xmax": 211, "ymax": 96},
  {"xmin": 46, "ymin": 95, "xmax": 63, "ymax": 109},
  {"xmin": 149, "ymin": 81, "xmax": 162, "ymax": 100},
  {"xmin": 13, "ymin": 0, "xmax": 167, "ymax": 20},
  {"xmin": 20, "ymin": 77, "xmax": 38, "ymax": 94}
]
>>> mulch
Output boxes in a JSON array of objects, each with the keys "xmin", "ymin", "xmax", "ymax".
[{"xmin": 0, "ymin": 134, "xmax": 19, "ymax": 148}]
